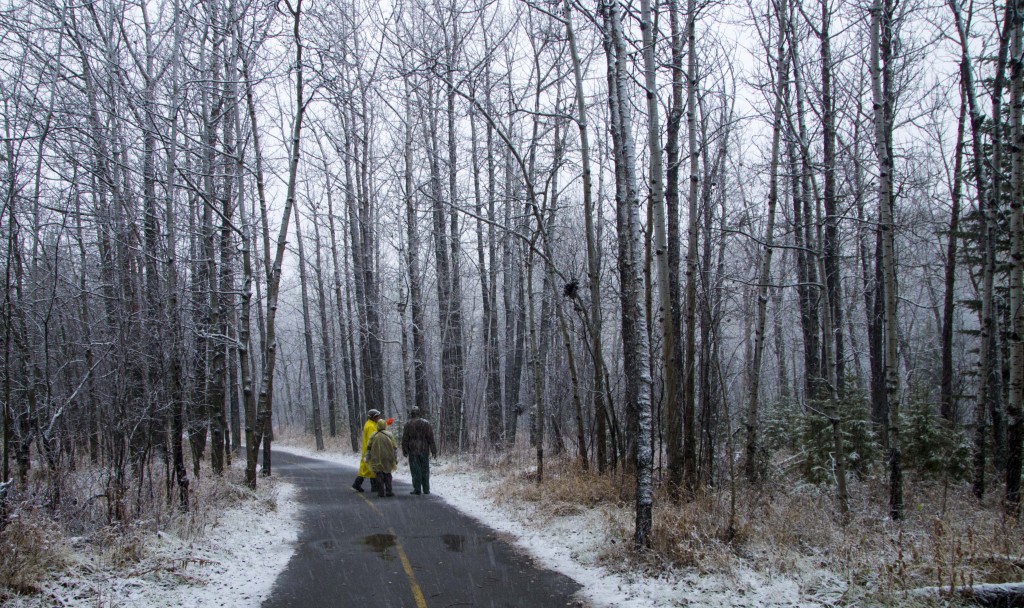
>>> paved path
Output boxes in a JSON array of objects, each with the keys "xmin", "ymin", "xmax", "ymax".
[{"xmin": 262, "ymin": 450, "xmax": 585, "ymax": 608}]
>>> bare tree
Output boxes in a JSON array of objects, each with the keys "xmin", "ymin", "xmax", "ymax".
[
  {"xmin": 745, "ymin": 0, "xmax": 789, "ymax": 482},
  {"xmin": 251, "ymin": 0, "xmax": 307, "ymax": 483},
  {"xmin": 680, "ymin": 0, "xmax": 701, "ymax": 491},
  {"xmin": 1005, "ymin": 0, "xmax": 1024, "ymax": 515},
  {"xmin": 310, "ymin": 184, "xmax": 340, "ymax": 439},
  {"xmin": 870, "ymin": 0, "xmax": 903, "ymax": 519},
  {"xmin": 294, "ymin": 201, "xmax": 325, "ymax": 450},
  {"xmin": 602, "ymin": 0, "xmax": 655, "ymax": 547}
]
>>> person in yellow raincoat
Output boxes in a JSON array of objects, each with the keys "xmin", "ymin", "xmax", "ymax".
[{"xmin": 352, "ymin": 409, "xmax": 382, "ymax": 493}]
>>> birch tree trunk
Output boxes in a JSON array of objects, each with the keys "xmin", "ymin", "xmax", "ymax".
[
  {"xmin": 681, "ymin": 0, "xmax": 701, "ymax": 491},
  {"xmin": 745, "ymin": 0, "xmax": 788, "ymax": 482},
  {"xmin": 603, "ymin": 0, "xmax": 654, "ymax": 547},
  {"xmin": 663, "ymin": 0, "xmax": 686, "ymax": 491},
  {"xmin": 199, "ymin": 0, "xmax": 229, "ymax": 475},
  {"xmin": 403, "ymin": 76, "xmax": 429, "ymax": 417},
  {"xmin": 424, "ymin": 79, "xmax": 457, "ymax": 446},
  {"xmin": 811, "ymin": 120, "xmax": 850, "ymax": 518},
  {"xmin": 819, "ymin": 0, "xmax": 846, "ymax": 399},
  {"xmin": 341, "ymin": 213, "xmax": 364, "ymax": 448},
  {"xmin": 344, "ymin": 99, "xmax": 377, "ymax": 422},
  {"xmin": 139, "ymin": 4, "xmax": 167, "ymax": 486},
  {"xmin": 446, "ymin": 36, "xmax": 467, "ymax": 452},
  {"xmin": 165, "ymin": 0, "xmax": 189, "ymax": 506},
  {"xmin": 989, "ymin": 4, "xmax": 1012, "ymax": 475},
  {"xmin": 484, "ymin": 87, "xmax": 502, "ymax": 451},
  {"xmin": 786, "ymin": 1, "xmax": 848, "ymax": 514},
  {"xmin": 940, "ymin": 95, "xmax": 965, "ymax": 423},
  {"xmin": 1005, "ymin": 0, "xmax": 1024, "ymax": 514},
  {"xmin": 323, "ymin": 142, "xmax": 361, "ymax": 450},
  {"xmin": 354, "ymin": 86, "xmax": 386, "ymax": 418},
  {"xmin": 236, "ymin": 105, "xmax": 258, "ymax": 492},
  {"xmin": 947, "ymin": 0, "xmax": 994, "ymax": 470},
  {"xmin": 252, "ymin": 0, "xmax": 306, "ymax": 480},
  {"xmin": 870, "ymin": 0, "xmax": 903, "ymax": 519},
  {"xmin": 310, "ymin": 199, "xmax": 338, "ymax": 439},
  {"xmin": 563, "ymin": 0, "xmax": 610, "ymax": 473},
  {"xmin": 785, "ymin": 56, "xmax": 823, "ymax": 406},
  {"xmin": 699, "ymin": 107, "xmax": 731, "ymax": 482},
  {"xmin": 211, "ymin": 10, "xmax": 240, "ymax": 472},
  {"xmin": 640, "ymin": 0, "xmax": 680, "ymax": 495},
  {"xmin": 503, "ymin": 170, "xmax": 525, "ymax": 445},
  {"xmin": 2, "ymin": 106, "xmax": 19, "ymax": 486},
  {"xmin": 852, "ymin": 106, "xmax": 888, "ymax": 442},
  {"xmin": 470, "ymin": 106, "xmax": 503, "ymax": 449},
  {"xmin": 294, "ymin": 206, "xmax": 325, "ymax": 450},
  {"xmin": 548, "ymin": 116, "xmax": 588, "ymax": 468}
]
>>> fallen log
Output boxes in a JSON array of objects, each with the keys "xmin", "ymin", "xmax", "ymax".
[{"xmin": 911, "ymin": 582, "xmax": 1024, "ymax": 607}]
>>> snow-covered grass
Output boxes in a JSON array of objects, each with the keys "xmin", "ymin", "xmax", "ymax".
[
  {"xmin": 272, "ymin": 438, "xmax": 851, "ymax": 607},
  {"xmin": 4, "ymin": 433, "xmax": 1020, "ymax": 607},
  {"xmin": 431, "ymin": 455, "xmax": 850, "ymax": 607},
  {"xmin": 1, "ymin": 465, "xmax": 298, "ymax": 608},
  {"xmin": 274, "ymin": 435, "xmax": 1021, "ymax": 607}
]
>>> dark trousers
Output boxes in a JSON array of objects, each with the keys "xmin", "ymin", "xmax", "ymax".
[
  {"xmin": 353, "ymin": 475, "xmax": 379, "ymax": 492},
  {"xmin": 375, "ymin": 472, "xmax": 393, "ymax": 497},
  {"xmin": 409, "ymin": 453, "xmax": 430, "ymax": 494}
]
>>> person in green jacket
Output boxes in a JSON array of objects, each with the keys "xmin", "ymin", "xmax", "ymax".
[
  {"xmin": 364, "ymin": 418, "xmax": 398, "ymax": 497},
  {"xmin": 351, "ymin": 409, "xmax": 381, "ymax": 493}
]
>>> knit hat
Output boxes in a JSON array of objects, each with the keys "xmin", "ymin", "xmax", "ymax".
[{"xmin": 367, "ymin": 409, "xmax": 381, "ymax": 419}]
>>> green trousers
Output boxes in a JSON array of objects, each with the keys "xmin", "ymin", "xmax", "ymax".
[{"xmin": 409, "ymin": 453, "xmax": 431, "ymax": 494}]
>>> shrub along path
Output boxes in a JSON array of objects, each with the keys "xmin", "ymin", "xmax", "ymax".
[{"xmin": 261, "ymin": 450, "xmax": 585, "ymax": 608}]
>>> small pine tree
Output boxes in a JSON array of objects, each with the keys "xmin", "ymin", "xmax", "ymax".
[
  {"xmin": 764, "ymin": 383, "xmax": 878, "ymax": 485},
  {"xmin": 836, "ymin": 384, "xmax": 879, "ymax": 479},
  {"xmin": 902, "ymin": 397, "xmax": 971, "ymax": 482}
]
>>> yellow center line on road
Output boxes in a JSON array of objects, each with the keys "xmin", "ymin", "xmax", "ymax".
[{"xmin": 358, "ymin": 493, "xmax": 429, "ymax": 608}]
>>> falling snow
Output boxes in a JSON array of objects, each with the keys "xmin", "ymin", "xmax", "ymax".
[{"xmin": 5, "ymin": 445, "xmax": 846, "ymax": 607}]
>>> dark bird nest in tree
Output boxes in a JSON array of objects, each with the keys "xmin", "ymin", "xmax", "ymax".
[{"xmin": 563, "ymin": 279, "xmax": 579, "ymax": 299}]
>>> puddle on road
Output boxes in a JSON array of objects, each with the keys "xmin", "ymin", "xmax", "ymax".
[
  {"xmin": 441, "ymin": 534, "xmax": 466, "ymax": 552},
  {"xmin": 309, "ymin": 538, "xmax": 338, "ymax": 558},
  {"xmin": 361, "ymin": 532, "xmax": 494, "ymax": 558},
  {"xmin": 360, "ymin": 533, "xmax": 398, "ymax": 561}
]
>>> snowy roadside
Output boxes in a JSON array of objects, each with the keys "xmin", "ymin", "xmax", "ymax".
[
  {"xmin": 6, "ymin": 443, "xmax": 843, "ymax": 607},
  {"xmin": 275, "ymin": 445, "xmax": 846, "ymax": 607},
  {"xmin": 426, "ymin": 468, "xmax": 843, "ymax": 608},
  {"xmin": 4, "ymin": 474, "xmax": 299, "ymax": 608}
]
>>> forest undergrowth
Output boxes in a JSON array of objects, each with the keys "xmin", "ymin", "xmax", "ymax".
[
  {"xmin": 473, "ymin": 447, "xmax": 1024, "ymax": 606},
  {"xmin": 7, "ymin": 433, "xmax": 1021, "ymax": 606},
  {"xmin": 0, "ymin": 456, "xmax": 281, "ymax": 602},
  {"xmin": 277, "ymin": 429, "xmax": 1024, "ymax": 604}
]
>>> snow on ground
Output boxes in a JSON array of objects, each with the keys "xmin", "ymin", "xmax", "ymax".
[
  {"xmin": 275, "ymin": 444, "xmax": 846, "ymax": 607},
  {"xmin": 4, "ymin": 477, "xmax": 299, "ymax": 608},
  {"xmin": 430, "ymin": 471, "xmax": 842, "ymax": 607},
  {"xmin": 7, "ymin": 444, "xmax": 843, "ymax": 607}
]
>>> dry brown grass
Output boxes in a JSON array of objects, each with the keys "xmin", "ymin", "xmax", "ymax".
[
  {"xmin": 272, "ymin": 428, "xmax": 356, "ymax": 454},
  {"xmin": 483, "ymin": 452, "xmax": 629, "ymax": 509},
  {"xmin": 0, "ymin": 456, "xmax": 281, "ymax": 601},
  {"xmin": 836, "ymin": 480, "xmax": 1024, "ymax": 595},
  {"xmin": 466, "ymin": 448, "xmax": 1024, "ymax": 604},
  {"xmin": 0, "ymin": 496, "xmax": 67, "ymax": 594}
]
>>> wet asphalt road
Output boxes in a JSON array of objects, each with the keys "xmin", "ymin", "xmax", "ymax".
[{"xmin": 261, "ymin": 450, "xmax": 585, "ymax": 608}]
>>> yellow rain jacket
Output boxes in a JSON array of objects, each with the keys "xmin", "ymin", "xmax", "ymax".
[
  {"xmin": 366, "ymin": 420, "xmax": 398, "ymax": 474},
  {"xmin": 358, "ymin": 418, "xmax": 378, "ymax": 478}
]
